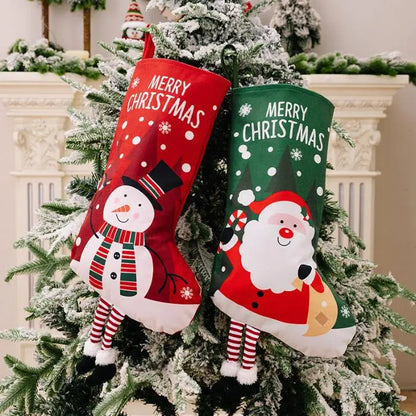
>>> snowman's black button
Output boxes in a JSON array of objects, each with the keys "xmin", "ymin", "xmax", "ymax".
[
  {"xmin": 114, "ymin": 252, "xmax": 120, "ymax": 260},
  {"xmin": 252, "ymin": 302, "xmax": 259, "ymax": 309},
  {"xmin": 110, "ymin": 272, "xmax": 117, "ymax": 280},
  {"xmin": 257, "ymin": 291, "xmax": 264, "ymax": 297}
]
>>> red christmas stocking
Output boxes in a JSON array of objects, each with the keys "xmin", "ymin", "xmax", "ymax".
[
  {"xmin": 211, "ymin": 83, "xmax": 356, "ymax": 385},
  {"xmin": 71, "ymin": 35, "xmax": 231, "ymax": 384}
]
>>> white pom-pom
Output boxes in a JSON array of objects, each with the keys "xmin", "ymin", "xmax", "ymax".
[
  {"xmin": 220, "ymin": 360, "xmax": 240, "ymax": 377},
  {"xmin": 238, "ymin": 189, "xmax": 255, "ymax": 206}
]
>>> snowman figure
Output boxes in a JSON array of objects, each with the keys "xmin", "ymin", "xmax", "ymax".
[
  {"xmin": 121, "ymin": 1, "xmax": 147, "ymax": 41},
  {"xmin": 71, "ymin": 160, "xmax": 183, "ymax": 385}
]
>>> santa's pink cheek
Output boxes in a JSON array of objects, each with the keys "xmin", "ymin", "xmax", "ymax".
[
  {"xmin": 133, "ymin": 213, "xmax": 140, "ymax": 220},
  {"xmin": 113, "ymin": 197, "xmax": 120, "ymax": 204}
]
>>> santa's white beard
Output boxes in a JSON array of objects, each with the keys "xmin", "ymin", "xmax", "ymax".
[{"xmin": 240, "ymin": 220, "xmax": 316, "ymax": 293}]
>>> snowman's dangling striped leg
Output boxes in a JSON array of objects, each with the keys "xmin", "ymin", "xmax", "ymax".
[
  {"xmin": 220, "ymin": 319, "xmax": 244, "ymax": 377},
  {"xmin": 86, "ymin": 305, "xmax": 125, "ymax": 386},
  {"xmin": 237, "ymin": 325, "xmax": 260, "ymax": 385},
  {"xmin": 76, "ymin": 297, "xmax": 111, "ymax": 375}
]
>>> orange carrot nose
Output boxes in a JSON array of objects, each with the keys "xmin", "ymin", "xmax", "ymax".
[{"xmin": 112, "ymin": 204, "xmax": 130, "ymax": 213}]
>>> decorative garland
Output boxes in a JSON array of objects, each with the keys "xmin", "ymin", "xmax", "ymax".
[
  {"xmin": 0, "ymin": 39, "xmax": 101, "ymax": 80},
  {"xmin": 290, "ymin": 51, "xmax": 416, "ymax": 85}
]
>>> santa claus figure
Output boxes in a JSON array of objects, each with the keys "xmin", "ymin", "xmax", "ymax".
[{"xmin": 212, "ymin": 190, "xmax": 356, "ymax": 385}]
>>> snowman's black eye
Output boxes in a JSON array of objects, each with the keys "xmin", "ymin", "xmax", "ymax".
[
  {"xmin": 293, "ymin": 224, "xmax": 297, "ymax": 228},
  {"xmin": 280, "ymin": 220, "xmax": 284, "ymax": 224},
  {"xmin": 124, "ymin": 194, "xmax": 127, "ymax": 197},
  {"xmin": 138, "ymin": 204, "xmax": 142, "ymax": 207}
]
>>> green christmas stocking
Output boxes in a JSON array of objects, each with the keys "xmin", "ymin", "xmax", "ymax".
[{"xmin": 211, "ymin": 83, "xmax": 356, "ymax": 385}]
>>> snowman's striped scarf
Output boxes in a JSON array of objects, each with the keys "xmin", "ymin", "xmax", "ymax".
[{"xmin": 89, "ymin": 222, "xmax": 145, "ymax": 297}]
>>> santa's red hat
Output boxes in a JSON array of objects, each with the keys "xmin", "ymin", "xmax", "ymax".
[{"xmin": 249, "ymin": 190, "xmax": 313, "ymax": 224}]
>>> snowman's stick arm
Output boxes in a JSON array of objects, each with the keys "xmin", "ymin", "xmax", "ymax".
[{"xmin": 145, "ymin": 245, "xmax": 187, "ymax": 294}]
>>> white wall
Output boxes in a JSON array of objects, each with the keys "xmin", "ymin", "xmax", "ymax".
[{"xmin": 0, "ymin": 0, "xmax": 415, "ymax": 388}]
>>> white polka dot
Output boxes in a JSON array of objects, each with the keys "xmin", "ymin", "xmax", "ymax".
[
  {"xmin": 213, "ymin": 105, "xmax": 218, "ymax": 111},
  {"xmin": 148, "ymin": 120, "xmax": 154, "ymax": 126},
  {"xmin": 234, "ymin": 132, "xmax": 239, "ymax": 138},
  {"xmin": 108, "ymin": 164, "xmax": 112, "ymax": 169},
  {"xmin": 141, "ymin": 161, "xmax": 147, "ymax": 167},
  {"xmin": 242, "ymin": 152, "xmax": 251, "ymax": 160},
  {"xmin": 221, "ymin": 266, "xmax": 226, "ymax": 272},
  {"xmin": 268, "ymin": 146, "xmax": 274, "ymax": 152},
  {"xmin": 238, "ymin": 145, "xmax": 247, "ymax": 153},
  {"xmin": 314, "ymin": 154, "xmax": 322, "ymax": 164},
  {"xmin": 139, "ymin": 116, "xmax": 144, "ymax": 122},
  {"xmin": 119, "ymin": 153, "xmax": 124, "ymax": 159},
  {"xmin": 122, "ymin": 121, "xmax": 128, "ymax": 129},
  {"xmin": 236, "ymin": 170, "xmax": 241, "ymax": 176},
  {"xmin": 160, "ymin": 144, "xmax": 166, "ymax": 150},
  {"xmin": 75, "ymin": 237, "xmax": 81, "ymax": 246},
  {"xmin": 321, "ymin": 301, "xmax": 328, "ymax": 308},
  {"xmin": 132, "ymin": 136, "xmax": 141, "ymax": 145},
  {"xmin": 125, "ymin": 134, "xmax": 129, "ymax": 140},
  {"xmin": 267, "ymin": 167, "xmax": 277, "ymax": 176},
  {"xmin": 185, "ymin": 131, "xmax": 194, "ymax": 140},
  {"xmin": 255, "ymin": 186, "xmax": 261, "ymax": 192},
  {"xmin": 297, "ymin": 170, "xmax": 302, "ymax": 177},
  {"xmin": 317, "ymin": 186, "xmax": 324, "ymax": 196},
  {"xmin": 229, "ymin": 194, "xmax": 233, "ymax": 200},
  {"xmin": 96, "ymin": 204, "xmax": 100, "ymax": 209},
  {"xmin": 182, "ymin": 163, "xmax": 191, "ymax": 173}
]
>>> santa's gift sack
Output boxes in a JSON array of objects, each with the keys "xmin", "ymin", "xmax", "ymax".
[
  {"xmin": 71, "ymin": 52, "xmax": 231, "ymax": 334},
  {"xmin": 211, "ymin": 83, "xmax": 356, "ymax": 358}
]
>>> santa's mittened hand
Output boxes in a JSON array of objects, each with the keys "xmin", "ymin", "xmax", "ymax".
[
  {"xmin": 298, "ymin": 264, "xmax": 313, "ymax": 282},
  {"xmin": 220, "ymin": 228, "xmax": 234, "ymax": 245}
]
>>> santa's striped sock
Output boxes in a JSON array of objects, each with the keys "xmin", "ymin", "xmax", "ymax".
[
  {"xmin": 226, "ymin": 319, "xmax": 244, "ymax": 362},
  {"xmin": 241, "ymin": 325, "xmax": 260, "ymax": 369},
  {"xmin": 89, "ymin": 297, "xmax": 111, "ymax": 344},
  {"xmin": 101, "ymin": 306, "xmax": 125, "ymax": 350}
]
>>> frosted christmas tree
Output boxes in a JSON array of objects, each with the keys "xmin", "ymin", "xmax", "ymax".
[{"xmin": 1, "ymin": 1, "xmax": 415, "ymax": 415}]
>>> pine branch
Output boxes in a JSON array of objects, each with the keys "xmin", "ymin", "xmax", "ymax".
[{"xmin": 93, "ymin": 369, "xmax": 143, "ymax": 416}]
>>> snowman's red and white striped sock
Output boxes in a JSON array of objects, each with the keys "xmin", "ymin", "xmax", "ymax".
[
  {"xmin": 89, "ymin": 297, "xmax": 111, "ymax": 344},
  {"xmin": 226, "ymin": 319, "xmax": 244, "ymax": 362},
  {"xmin": 101, "ymin": 306, "xmax": 125, "ymax": 351},
  {"xmin": 241, "ymin": 325, "xmax": 260, "ymax": 369}
]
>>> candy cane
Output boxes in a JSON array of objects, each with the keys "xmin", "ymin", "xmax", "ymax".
[
  {"xmin": 227, "ymin": 209, "xmax": 247, "ymax": 231},
  {"xmin": 217, "ymin": 210, "xmax": 248, "ymax": 253}
]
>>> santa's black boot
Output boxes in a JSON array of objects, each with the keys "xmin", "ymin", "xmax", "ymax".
[
  {"xmin": 86, "ymin": 348, "xmax": 117, "ymax": 386},
  {"xmin": 76, "ymin": 340, "xmax": 101, "ymax": 375}
]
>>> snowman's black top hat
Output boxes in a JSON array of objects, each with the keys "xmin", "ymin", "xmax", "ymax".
[{"xmin": 122, "ymin": 160, "xmax": 183, "ymax": 211}]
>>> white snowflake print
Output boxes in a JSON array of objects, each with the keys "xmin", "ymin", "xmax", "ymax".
[
  {"xmin": 180, "ymin": 286, "xmax": 194, "ymax": 300},
  {"xmin": 239, "ymin": 103, "xmax": 252, "ymax": 117},
  {"xmin": 290, "ymin": 148, "xmax": 302, "ymax": 161},
  {"xmin": 341, "ymin": 305, "xmax": 351, "ymax": 318},
  {"xmin": 159, "ymin": 121, "xmax": 172, "ymax": 135},
  {"xmin": 132, "ymin": 77, "xmax": 140, "ymax": 88}
]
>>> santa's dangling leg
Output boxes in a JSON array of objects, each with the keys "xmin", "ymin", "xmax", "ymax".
[
  {"xmin": 76, "ymin": 297, "xmax": 125, "ymax": 385},
  {"xmin": 238, "ymin": 325, "xmax": 260, "ymax": 385},
  {"xmin": 221, "ymin": 319, "xmax": 244, "ymax": 377},
  {"xmin": 220, "ymin": 319, "xmax": 260, "ymax": 385}
]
